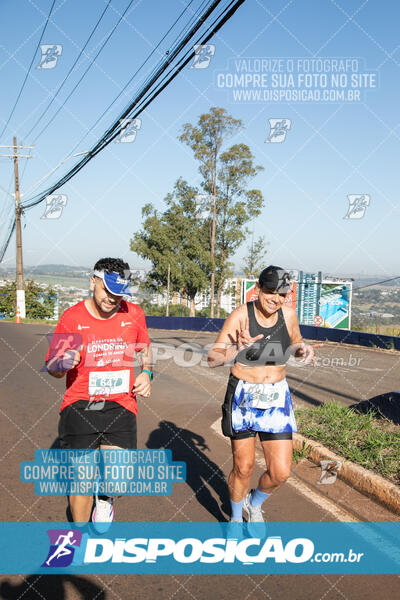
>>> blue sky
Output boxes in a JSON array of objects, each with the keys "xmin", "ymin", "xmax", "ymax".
[{"xmin": 0, "ymin": 0, "xmax": 399, "ymax": 279}]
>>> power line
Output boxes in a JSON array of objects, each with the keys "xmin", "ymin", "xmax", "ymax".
[
  {"xmin": 125, "ymin": 0, "xmax": 239, "ymax": 122},
  {"xmin": 23, "ymin": 0, "xmax": 243, "ymax": 210},
  {"xmin": 109, "ymin": 0, "xmax": 215, "ymax": 130},
  {"xmin": 68, "ymin": 0, "xmax": 203, "ymax": 156},
  {"xmin": 95, "ymin": 0, "xmax": 243, "ymax": 145},
  {"xmin": 0, "ymin": 173, "xmax": 14, "ymax": 255},
  {"xmin": 31, "ymin": 0, "xmax": 135, "ymax": 144},
  {"xmin": 0, "ymin": 151, "xmax": 31, "ymax": 263},
  {"xmin": 0, "ymin": 221, "xmax": 16, "ymax": 265},
  {"xmin": 24, "ymin": 0, "xmax": 112, "ymax": 140},
  {"xmin": 0, "ymin": 0, "xmax": 203, "ymax": 263},
  {"xmin": 290, "ymin": 275, "xmax": 400, "ymax": 290},
  {"xmin": 19, "ymin": 148, "xmax": 32, "ymax": 181},
  {"xmin": 353, "ymin": 276, "xmax": 400, "ymax": 291},
  {"xmin": 0, "ymin": 0, "xmax": 245, "ymax": 261},
  {"xmin": 0, "ymin": 0, "xmax": 57, "ymax": 141},
  {"xmin": 0, "ymin": 138, "xmax": 33, "ymax": 317}
]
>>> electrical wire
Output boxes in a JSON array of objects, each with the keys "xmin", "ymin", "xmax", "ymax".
[
  {"xmin": 121, "ymin": 0, "xmax": 239, "ymax": 123},
  {"xmin": 292, "ymin": 275, "xmax": 399, "ymax": 289},
  {"xmin": 24, "ymin": 0, "xmax": 112, "ymax": 140},
  {"xmin": 31, "ymin": 0, "xmax": 135, "ymax": 144},
  {"xmin": 68, "ymin": 0, "xmax": 204, "ymax": 156},
  {"xmin": 0, "ymin": 0, "xmax": 57, "ymax": 141},
  {"xmin": 0, "ymin": 0, "xmax": 246, "ymax": 261},
  {"xmin": 23, "ymin": 0, "xmax": 243, "ymax": 211},
  {"xmin": 0, "ymin": 171, "xmax": 14, "ymax": 224},
  {"xmin": 0, "ymin": 220, "xmax": 16, "ymax": 264},
  {"xmin": 353, "ymin": 276, "xmax": 400, "ymax": 290}
]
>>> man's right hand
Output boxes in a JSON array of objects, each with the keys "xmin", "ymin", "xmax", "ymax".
[
  {"xmin": 47, "ymin": 346, "xmax": 83, "ymax": 377},
  {"xmin": 61, "ymin": 347, "xmax": 82, "ymax": 371}
]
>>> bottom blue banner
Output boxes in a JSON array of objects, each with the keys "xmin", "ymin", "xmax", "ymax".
[{"xmin": 1, "ymin": 522, "xmax": 399, "ymax": 574}]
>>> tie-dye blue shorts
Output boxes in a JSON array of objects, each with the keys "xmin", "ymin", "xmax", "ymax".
[{"xmin": 221, "ymin": 374, "xmax": 297, "ymax": 439}]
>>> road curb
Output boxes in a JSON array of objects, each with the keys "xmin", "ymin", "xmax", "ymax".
[{"xmin": 293, "ymin": 433, "xmax": 400, "ymax": 515}]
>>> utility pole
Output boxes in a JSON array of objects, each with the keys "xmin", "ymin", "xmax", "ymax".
[
  {"xmin": 0, "ymin": 139, "xmax": 34, "ymax": 318},
  {"xmin": 13, "ymin": 136, "xmax": 25, "ymax": 318},
  {"xmin": 166, "ymin": 262, "xmax": 170, "ymax": 317}
]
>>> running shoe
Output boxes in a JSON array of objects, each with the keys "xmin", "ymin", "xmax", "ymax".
[
  {"xmin": 243, "ymin": 490, "xmax": 267, "ymax": 537},
  {"xmin": 243, "ymin": 490, "xmax": 265, "ymax": 522},
  {"xmin": 92, "ymin": 496, "xmax": 114, "ymax": 533}
]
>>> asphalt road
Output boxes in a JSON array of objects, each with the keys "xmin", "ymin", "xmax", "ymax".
[{"xmin": 0, "ymin": 322, "xmax": 399, "ymax": 600}]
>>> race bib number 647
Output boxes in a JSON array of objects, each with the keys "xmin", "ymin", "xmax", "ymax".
[{"xmin": 88, "ymin": 370, "xmax": 130, "ymax": 396}]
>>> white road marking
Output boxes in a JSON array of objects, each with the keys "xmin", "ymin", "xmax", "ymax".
[
  {"xmin": 354, "ymin": 366, "xmax": 386, "ymax": 372},
  {"xmin": 210, "ymin": 418, "xmax": 360, "ymax": 523}
]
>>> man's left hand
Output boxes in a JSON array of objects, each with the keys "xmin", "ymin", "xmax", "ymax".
[{"xmin": 133, "ymin": 371, "xmax": 152, "ymax": 397}]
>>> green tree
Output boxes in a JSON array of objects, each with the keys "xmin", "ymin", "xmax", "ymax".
[
  {"xmin": 179, "ymin": 107, "xmax": 242, "ymax": 317},
  {"xmin": 242, "ymin": 235, "xmax": 268, "ymax": 279},
  {"xmin": 0, "ymin": 279, "xmax": 56, "ymax": 319},
  {"xmin": 214, "ymin": 259, "xmax": 234, "ymax": 318},
  {"xmin": 138, "ymin": 300, "xmax": 190, "ymax": 317},
  {"xmin": 214, "ymin": 143, "xmax": 264, "ymax": 316},
  {"xmin": 130, "ymin": 179, "xmax": 210, "ymax": 317},
  {"xmin": 198, "ymin": 305, "xmax": 229, "ymax": 318}
]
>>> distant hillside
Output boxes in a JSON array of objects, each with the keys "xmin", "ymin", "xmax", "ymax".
[
  {"xmin": 0, "ymin": 264, "xmax": 90, "ymax": 277},
  {"xmin": 1, "ymin": 265, "xmax": 398, "ymax": 288},
  {"xmin": 28, "ymin": 264, "xmax": 90, "ymax": 274},
  {"xmin": 352, "ymin": 277, "xmax": 400, "ymax": 288}
]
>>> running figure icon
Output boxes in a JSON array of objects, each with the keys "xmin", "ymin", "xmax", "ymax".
[{"xmin": 45, "ymin": 531, "xmax": 77, "ymax": 566}]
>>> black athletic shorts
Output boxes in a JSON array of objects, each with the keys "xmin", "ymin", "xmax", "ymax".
[
  {"xmin": 221, "ymin": 374, "xmax": 293, "ymax": 441},
  {"xmin": 58, "ymin": 400, "xmax": 137, "ymax": 449}
]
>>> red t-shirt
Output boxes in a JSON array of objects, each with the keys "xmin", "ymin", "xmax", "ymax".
[{"xmin": 45, "ymin": 300, "xmax": 151, "ymax": 414}]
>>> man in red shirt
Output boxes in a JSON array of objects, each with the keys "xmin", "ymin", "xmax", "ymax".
[{"xmin": 46, "ymin": 257, "xmax": 152, "ymax": 529}]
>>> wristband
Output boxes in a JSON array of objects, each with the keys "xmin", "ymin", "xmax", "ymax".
[{"xmin": 142, "ymin": 369, "xmax": 153, "ymax": 381}]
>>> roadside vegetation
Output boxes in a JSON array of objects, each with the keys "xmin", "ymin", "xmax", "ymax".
[
  {"xmin": 0, "ymin": 280, "xmax": 56, "ymax": 319},
  {"xmin": 295, "ymin": 402, "xmax": 400, "ymax": 484},
  {"xmin": 139, "ymin": 300, "xmax": 229, "ymax": 318},
  {"xmin": 0, "ymin": 317, "xmax": 57, "ymax": 324}
]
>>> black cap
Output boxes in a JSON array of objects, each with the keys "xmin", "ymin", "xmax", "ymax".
[{"xmin": 258, "ymin": 265, "xmax": 291, "ymax": 293}]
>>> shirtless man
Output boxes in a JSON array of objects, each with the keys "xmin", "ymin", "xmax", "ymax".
[{"xmin": 208, "ymin": 265, "xmax": 321, "ymax": 522}]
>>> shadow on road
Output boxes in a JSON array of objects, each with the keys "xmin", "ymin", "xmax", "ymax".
[
  {"xmin": 0, "ymin": 575, "xmax": 105, "ymax": 599},
  {"xmin": 146, "ymin": 420, "xmax": 230, "ymax": 522},
  {"xmin": 288, "ymin": 374, "xmax": 360, "ymax": 405},
  {"xmin": 350, "ymin": 391, "xmax": 400, "ymax": 424},
  {"xmin": 289, "ymin": 386, "xmax": 324, "ymax": 407}
]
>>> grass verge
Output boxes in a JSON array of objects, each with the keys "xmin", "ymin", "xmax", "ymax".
[
  {"xmin": 294, "ymin": 402, "xmax": 400, "ymax": 485},
  {"xmin": 0, "ymin": 318, "xmax": 57, "ymax": 325}
]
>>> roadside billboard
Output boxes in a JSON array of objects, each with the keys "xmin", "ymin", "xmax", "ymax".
[
  {"xmin": 242, "ymin": 280, "xmax": 258, "ymax": 303},
  {"xmin": 317, "ymin": 283, "xmax": 351, "ymax": 329},
  {"xmin": 241, "ymin": 276, "xmax": 352, "ymax": 329}
]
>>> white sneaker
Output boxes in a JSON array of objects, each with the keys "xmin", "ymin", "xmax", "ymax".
[
  {"xmin": 243, "ymin": 490, "xmax": 264, "ymax": 522},
  {"xmin": 92, "ymin": 496, "xmax": 114, "ymax": 533}
]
